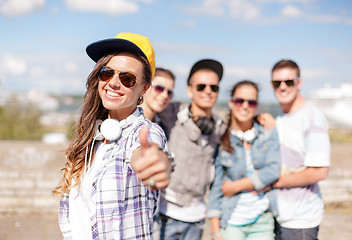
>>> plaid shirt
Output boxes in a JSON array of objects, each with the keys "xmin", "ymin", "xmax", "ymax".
[{"xmin": 59, "ymin": 108, "xmax": 167, "ymax": 240}]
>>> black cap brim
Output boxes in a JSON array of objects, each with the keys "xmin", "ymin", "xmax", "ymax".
[
  {"xmin": 188, "ymin": 59, "xmax": 223, "ymax": 84},
  {"xmin": 86, "ymin": 38, "xmax": 147, "ymax": 63}
]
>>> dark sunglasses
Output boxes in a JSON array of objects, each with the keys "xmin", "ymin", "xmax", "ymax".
[
  {"xmin": 271, "ymin": 77, "xmax": 298, "ymax": 89},
  {"xmin": 231, "ymin": 97, "xmax": 258, "ymax": 108},
  {"xmin": 196, "ymin": 84, "xmax": 219, "ymax": 93},
  {"xmin": 152, "ymin": 84, "xmax": 174, "ymax": 98},
  {"xmin": 97, "ymin": 66, "xmax": 137, "ymax": 88}
]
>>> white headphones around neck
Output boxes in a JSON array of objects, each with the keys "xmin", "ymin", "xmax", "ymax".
[
  {"xmin": 231, "ymin": 128, "xmax": 257, "ymax": 143},
  {"xmin": 94, "ymin": 118, "xmax": 122, "ymax": 141},
  {"xmin": 84, "ymin": 118, "xmax": 122, "ymax": 175},
  {"xmin": 85, "ymin": 111, "xmax": 141, "ymax": 175}
]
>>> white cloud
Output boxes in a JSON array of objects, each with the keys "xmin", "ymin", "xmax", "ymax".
[
  {"xmin": 226, "ymin": 66, "xmax": 268, "ymax": 78},
  {"xmin": 257, "ymin": 0, "xmax": 315, "ymax": 3},
  {"xmin": 182, "ymin": 0, "xmax": 352, "ymax": 24},
  {"xmin": 155, "ymin": 41, "xmax": 230, "ymax": 54},
  {"xmin": 0, "ymin": 55, "xmax": 27, "ymax": 76},
  {"xmin": 280, "ymin": 5, "xmax": 301, "ymax": 18},
  {"xmin": 64, "ymin": 0, "xmax": 139, "ymax": 16},
  {"xmin": 301, "ymin": 69, "xmax": 327, "ymax": 79},
  {"xmin": 138, "ymin": 0, "xmax": 155, "ymax": 3},
  {"xmin": 50, "ymin": 6, "xmax": 60, "ymax": 15},
  {"xmin": 183, "ymin": 0, "xmax": 261, "ymax": 21},
  {"xmin": 279, "ymin": 5, "xmax": 352, "ymax": 23},
  {"xmin": 185, "ymin": 0, "xmax": 226, "ymax": 17},
  {"xmin": 0, "ymin": 0, "xmax": 44, "ymax": 16},
  {"xmin": 29, "ymin": 66, "xmax": 45, "ymax": 78},
  {"xmin": 175, "ymin": 20, "xmax": 197, "ymax": 29},
  {"xmin": 64, "ymin": 62, "xmax": 78, "ymax": 73},
  {"xmin": 0, "ymin": 51, "xmax": 90, "ymax": 94},
  {"xmin": 313, "ymin": 48, "xmax": 352, "ymax": 62},
  {"xmin": 256, "ymin": 1, "xmax": 352, "ymax": 24},
  {"xmin": 305, "ymin": 13, "xmax": 352, "ymax": 24},
  {"xmin": 229, "ymin": 0, "xmax": 260, "ymax": 21}
]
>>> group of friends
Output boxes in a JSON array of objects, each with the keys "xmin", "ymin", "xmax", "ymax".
[{"xmin": 54, "ymin": 32, "xmax": 331, "ymax": 240}]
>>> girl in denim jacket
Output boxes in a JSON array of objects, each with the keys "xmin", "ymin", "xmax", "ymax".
[{"xmin": 207, "ymin": 80, "xmax": 281, "ymax": 240}]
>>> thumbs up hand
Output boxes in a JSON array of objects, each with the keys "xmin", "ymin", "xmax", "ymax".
[{"xmin": 130, "ymin": 125, "xmax": 171, "ymax": 190}]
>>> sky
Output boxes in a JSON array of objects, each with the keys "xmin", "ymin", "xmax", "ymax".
[{"xmin": 0, "ymin": 0, "xmax": 351, "ymax": 103}]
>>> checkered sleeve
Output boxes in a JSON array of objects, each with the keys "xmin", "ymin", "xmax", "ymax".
[
  {"xmin": 93, "ymin": 119, "xmax": 166, "ymax": 239},
  {"xmin": 58, "ymin": 194, "xmax": 73, "ymax": 240}
]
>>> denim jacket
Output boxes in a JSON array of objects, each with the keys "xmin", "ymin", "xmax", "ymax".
[{"xmin": 207, "ymin": 122, "xmax": 281, "ymax": 228}]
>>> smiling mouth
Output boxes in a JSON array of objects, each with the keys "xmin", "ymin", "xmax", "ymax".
[
  {"xmin": 106, "ymin": 90, "xmax": 122, "ymax": 97},
  {"xmin": 202, "ymin": 95, "xmax": 214, "ymax": 100},
  {"xmin": 237, "ymin": 110, "xmax": 250, "ymax": 116},
  {"xmin": 279, "ymin": 91, "xmax": 289, "ymax": 97}
]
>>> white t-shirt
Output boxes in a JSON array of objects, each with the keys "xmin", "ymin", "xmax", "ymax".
[
  {"xmin": 158, "ymin": 188, "xmax": 206, "ymax": 222},
  {"xmin": 68, "ymin": 109, "xmax": 146, "ymax": 239},
  {"xmin": 69, "ymin": 141, "xmax": 110, "ymax": 240},
  {"xmin": 227, "ymin": 150, "xmax": 270, "ymax": 226},
  {"xmin": 275, "ymin": 101, "xmax": 330, "ymax": 229}
]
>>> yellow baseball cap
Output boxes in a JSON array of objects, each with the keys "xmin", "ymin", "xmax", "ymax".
[{"xmin": 86, "ymin": 32, "xmax": 156, "ymax": 77}]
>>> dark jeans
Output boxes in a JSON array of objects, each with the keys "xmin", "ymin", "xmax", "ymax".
[
  {"xmin": 159, "ymin": 214, "xmax": 204, "ymax": 240},
  {"xmin": 274, "ymin": 218, "xmax": 319, "ymax": 240}
]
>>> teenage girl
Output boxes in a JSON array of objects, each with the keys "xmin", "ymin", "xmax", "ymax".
[
  {"xmin": 208, "ymin": 80, "xmax": 281, "ymax": 240},
  {"xmin": 54, "ymin": 32, "xmax": 172, "ymax": 240}
]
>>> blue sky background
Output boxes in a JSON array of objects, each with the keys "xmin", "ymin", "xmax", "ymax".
[{"xmin": 0, "ymin": 0, "xmax": 351, "ymax": 103}]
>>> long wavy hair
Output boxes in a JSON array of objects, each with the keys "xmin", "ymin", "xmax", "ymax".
[
  {"xmin": 220, "ymin": 80, "xmax": 259, "ymax": 153},
  {"xmin": 54, "ymin": 52, "xmax": 152, "ymax": 195}
]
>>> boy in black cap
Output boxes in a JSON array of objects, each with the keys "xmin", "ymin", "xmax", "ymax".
[{"xmin": 156, "ymin": 59, "xmax": 227, "ymax": 240}]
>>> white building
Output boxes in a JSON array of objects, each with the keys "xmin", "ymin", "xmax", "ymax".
[{"xmin": 309, "ymin": 83, "xmax": 352, "ymax": 129}]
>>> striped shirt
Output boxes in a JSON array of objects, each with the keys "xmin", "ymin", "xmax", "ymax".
[{"xmin": 59, "ymin": 108, "xmax": 167, "ymax": 240}]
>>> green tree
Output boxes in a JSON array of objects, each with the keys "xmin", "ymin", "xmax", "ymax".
[{"xmin": 0, "ymin": 95, "xmax": 43, "ymax": 140}]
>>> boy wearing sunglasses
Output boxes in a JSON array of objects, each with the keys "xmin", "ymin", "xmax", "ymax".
[
  {"xmin": 141, "ymin": 67, "xmax": 175, "ymax": 122},
  {"xmin": 154, "ymin": 59, "xmax": 227, "ymax": 240},
  {"xmin": 268, "ymin": 59, "xmax": 330, "ymax": 240}
]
